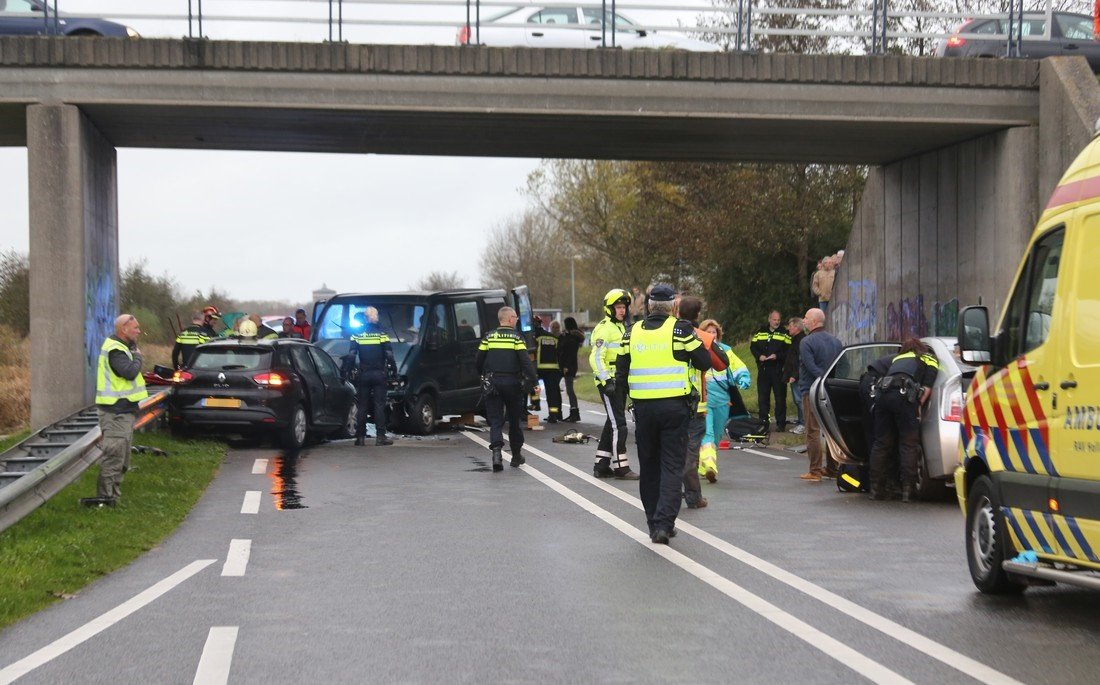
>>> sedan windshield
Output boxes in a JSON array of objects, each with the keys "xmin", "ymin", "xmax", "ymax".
[{"xmin": 191, "ymin": 348, "xmax": 272, "ymax": 371}]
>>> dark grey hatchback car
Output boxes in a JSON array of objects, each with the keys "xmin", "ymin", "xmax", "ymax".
[
  {"xmin": 167, "ymin": 338, "xmax": 357, "ymax": 449},
  {"xmin": 936, "ymin": 12, "xmax": 1100, "ymax": 71},
  {"xmin": 0, "ymin": 0, "xmax": 139, "ymax": 37}
]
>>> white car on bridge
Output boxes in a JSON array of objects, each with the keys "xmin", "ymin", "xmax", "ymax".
[{"xmin": 456, "ymin": 5, "xmax": 721, "ymax": 51}]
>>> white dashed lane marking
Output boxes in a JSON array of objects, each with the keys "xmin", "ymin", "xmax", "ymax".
[
  {"xmin": 221, "ymin": 539, "xmax": 252, "ymax": 577},
  {"xmin": 251, "ymin": 459, "xmax": 268, "ymax": 474},
  {"xmin": 240, "ymin": 491, "xmax": 261, "ymax": 514},
  {"xmin": 192, "ymin": 626, "xmax": 239, "ymax": 685}
]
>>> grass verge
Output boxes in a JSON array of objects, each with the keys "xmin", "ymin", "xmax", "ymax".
[{"xmin": 0, "ymin": 430, "xmax": 225, "ymax": 631}]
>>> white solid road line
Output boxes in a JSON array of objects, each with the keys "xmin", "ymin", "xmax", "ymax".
[
  {"xmin": 221, "ymin": 539, "xmax": 252, "ymax": 577},
  {"xmin": 240, "ymin": 491, "xmax": 261, "ymax": 514},
  {"xmin": 740, "ymin": 447, "xmax": 790, "ymax": 461},
  {"xmin": 461, "ymin": 433, "xmax": 912, "ymax": 685},
  {"xmin": 192, "ymin": 626, "xmax": 239, "ymax": 685},
  {"xmin": 513, "ymin": 439, "xmax": 1025, "ymax": 685},
  {"xmin": 585, "ymin": 410, "xmax": 606, "ymax": 416},
  {"xmin": 0, "ymin": 559, "xmax": 216, "ymax": 685},
  {"xmin": 251, "ymin": 458, "xmax": 269, "ymax": 475}
]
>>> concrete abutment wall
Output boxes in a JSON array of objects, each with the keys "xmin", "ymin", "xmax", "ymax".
[
  {"xmin": 831, "ymin": 58, "xmax": 1100, "ymax": 344},
  {"xmin": 27, "ymin": 104, "xmax": 118, "ymax": 429}
]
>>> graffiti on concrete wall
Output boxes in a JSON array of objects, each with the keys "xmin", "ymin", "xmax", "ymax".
[
  {"xmin": 886, "ymin": 296, "xmax": 927, "ymax": 341},
  {"xmin": 931, "ymin": 298, "xmax": 959, "ymax": 337},
  {"xmin": 84, "ymin": 253, "xmax": 117, "ymax": 402},
  {"xmin": 845, "ymin": 279, "xmax": 878, "ymax": 342}
]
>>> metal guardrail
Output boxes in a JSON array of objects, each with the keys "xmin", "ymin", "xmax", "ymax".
[
  {"xmin": 0, "ymin": 391, "xmax": 168, "ymax": 535},
  {"xmin": 27, "ymin": 0, "xmax": 1079, "ymax": 55}
]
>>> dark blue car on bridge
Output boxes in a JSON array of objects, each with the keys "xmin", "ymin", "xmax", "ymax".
[{"xmin": 0, "ymin": 0, "xmax": 138, "ymax": 38}]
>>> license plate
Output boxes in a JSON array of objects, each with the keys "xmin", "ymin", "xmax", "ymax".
[{"xmin": 203, "ymin": 397, "xmax": 242, "ymax": 409}]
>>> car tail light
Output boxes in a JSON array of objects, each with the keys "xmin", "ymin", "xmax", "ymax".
[
  {"xmin": 942, "ymin": 385, "xmax": 964, "ymax": 422},
  {"xmin": 253, "ymin": 372, "xmax": 288, "ymax": 387},
  {"xmin": 946, "ymin": 35, "xmax": 965, "ymax": 47},
  {"xmin": 457, "ymin": 25, "xmax": 470, "ymax": 45},
  {"xmin": 172, "ymin": 370, "xmax": 193, "ymax": 384}
]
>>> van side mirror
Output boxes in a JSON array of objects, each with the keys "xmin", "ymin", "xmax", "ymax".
[{"xmin": 958, "ymin": 306, "xmax": 992, "ymax": 364}]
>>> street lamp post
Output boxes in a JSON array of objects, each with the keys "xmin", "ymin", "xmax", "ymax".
[{"xmin": 570, "ymin": 255, "xmax": 582, "ymax": 314}]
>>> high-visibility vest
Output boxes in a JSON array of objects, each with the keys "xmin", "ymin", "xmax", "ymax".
[
  {"xmin": 350, "ymin": 332, "xmax": 390, "ymax": 346},
  {"xmin": 888, "ymin": 350, "xmax": 940, "ymax": 380},
  {"xmin": 627, "ymin": 316, "xmax": 692, "ymax": 400},
  {"xmin": 174, "ymin": 326, "xmax": 210, "ymax": 346},
  {"xmin": 95, "ymin": 338, "xmax": 148, "ymax": 406},
  {"xmin": 589, "ymin": 317, "xmax": 624, "ymax": 385}
]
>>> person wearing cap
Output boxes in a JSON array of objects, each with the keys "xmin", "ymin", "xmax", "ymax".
[
  {"xmin": 201, "ymin": 306, "xmax": 221, "ymax": 338},
  {"xmin": 292, "ymin": 308, "xmax": 312, "ymax": 340},
  {"xmin": 616, "ymin": 284, "xmax": 713, "ymax": 544}
]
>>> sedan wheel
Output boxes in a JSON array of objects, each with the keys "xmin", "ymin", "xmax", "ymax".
[
  {"xmin": 281, "ymin": 405, "xmax": 308, "ymax": 449},
  {"xmin": 340, "ymin": 403, "xmax": 358, "ymax": 439}
]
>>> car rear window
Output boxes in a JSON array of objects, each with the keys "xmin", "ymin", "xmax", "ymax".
[{"xmin": 191, "ymin": 348, "xmax": 272, "ymax": 371}]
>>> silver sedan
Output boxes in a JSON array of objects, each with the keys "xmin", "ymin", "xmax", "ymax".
[
  {"xmin": 456, "ymin": 5, "xmax": 722, "ymax": 51},
  {"xmin": 809, "ymin": 336, "xmax": 976, "ymax": 500}
]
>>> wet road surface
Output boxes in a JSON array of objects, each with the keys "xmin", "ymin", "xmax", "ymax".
[{"xmin": 2, "ymin": 401, "xmax": 1100, "ymax": 684}]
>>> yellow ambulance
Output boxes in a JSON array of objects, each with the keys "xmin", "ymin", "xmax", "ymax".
[{"xmin": 956, "ymin": 130, "xmax": 1100, "ymax": 593}]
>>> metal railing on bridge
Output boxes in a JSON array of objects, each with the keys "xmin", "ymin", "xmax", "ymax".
[{"xmin": 23, "ymin": 0, "xmax": 1082, "ymax": 57}]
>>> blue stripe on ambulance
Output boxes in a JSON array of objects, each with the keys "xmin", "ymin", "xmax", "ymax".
[
  {"xmin": 1066, "ymin": 517, "xmax": 1099, "ymax": 563},
  {"xmin": 1022, "ymin": 510, "xmax": 1053, "ymax": 553}
]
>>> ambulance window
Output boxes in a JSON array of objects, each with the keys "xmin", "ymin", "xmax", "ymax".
[{"xmin": 1004, "ymin": 228, "xmax": 1063, "ymax": 356}]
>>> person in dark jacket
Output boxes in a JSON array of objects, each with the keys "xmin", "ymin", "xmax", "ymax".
[
  {"xmin": 172, "ymin": 311, "xmax": 211, "ymax": 369},
  {"xmin": 798, "ymin": 308, "xmax": 843, "ymax": 482},
  {"xmin": 82, "ymin": 314, "xmax": 148, "ymax": 507},
  {"xmin": 783, "ymin": 317, "xmax": 807, "ymax": 434},
  {"xmin": 477, "ymin": 307, "xmax": 538, "ymax": 471},
  {"xmin": 557, "ymin": 317, "xmax": 584, "ymax": 422},
  {"xmin": 532, "ymin": 318, "xmax": 562, "ymax": 423},
  {"xmin": 750, "ymin": 310, "xmax": 792, "ymax": 431},
  {"xmin": 344, "ymin": 307, "xmax": 396, "ymax": 447}
]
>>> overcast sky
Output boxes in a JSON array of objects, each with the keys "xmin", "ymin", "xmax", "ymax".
[{"xmin": 0, "ymin": 0, "xmax": 720, "ymax": 303}]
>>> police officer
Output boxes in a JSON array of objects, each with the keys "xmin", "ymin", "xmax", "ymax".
[
  {"xmin": 345, "ymin": 307, "xmax": 396, "ymax": 447},
  {"xmin": 616, "ymin": 284, "xmax": 713, "ymax": 544},
  {"xmin": 590, "ymin": 289, "xmax": 638, "ymax": 480},
  {"xmin": 532, "ymin": 317, "xmax": 562, "ymax": 423},
  {"xmin": 869, "ymin": 339, "xmax": 940, "ymax": 502},
  {"xmin": 172, "ymin": 311, "xmax": 211, "ymax": 369},
  {"xmin": 82, "ymin": 314, "xmax": 148, "ymax": 507},
  {"xmin": 750, "ymin": 310, "xmax": 792, "ymax": 432},
  {"xmin": 477, "ymin": 306, "xmax": 537, "ymax": 472}
]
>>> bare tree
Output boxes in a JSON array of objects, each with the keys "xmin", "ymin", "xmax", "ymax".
[
  {"xmin": 412, "ymin": 270, "xmax": 465, "ymax": 291},
  {"xmin": 480, "ymin": 210, "xmax": 573, "ymax": 309}
]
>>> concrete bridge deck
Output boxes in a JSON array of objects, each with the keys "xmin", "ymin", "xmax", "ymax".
[{"xmin": 0, "ymin": 38, "xmax": 1039, "ymax": 164}]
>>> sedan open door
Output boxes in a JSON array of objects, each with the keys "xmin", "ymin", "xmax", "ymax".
[{"xmin": 809, "ymin": 343, "xmax": 900, "ymax": 464}]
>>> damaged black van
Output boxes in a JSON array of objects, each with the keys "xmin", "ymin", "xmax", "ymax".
[{"xmin": 311, "ymin": 286, "xmax": 532, "ymax": 434}]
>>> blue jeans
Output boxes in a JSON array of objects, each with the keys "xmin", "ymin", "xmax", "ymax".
[{"xmin": 790, "ymin": 381, "xmax": 804, "ymax": 425}]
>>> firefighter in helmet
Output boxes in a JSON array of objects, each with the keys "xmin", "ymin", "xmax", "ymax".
[{"xmin": 589, "ymin": 288, "xmax": 639, "ymax": 480}]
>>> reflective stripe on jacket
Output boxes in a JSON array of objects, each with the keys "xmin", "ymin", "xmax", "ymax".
[
  {"xmin": 589, "ymin": 317, "xmax": 624, "ymax": 385},
  {"xmin": 96, "ymin": 338, "xmax": 148, "ymax": 406},
  {"xmin": 626, "ymin": 316, "xmax": 693, "ymax": 400}
]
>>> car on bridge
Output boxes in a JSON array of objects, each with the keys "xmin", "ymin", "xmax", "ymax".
[
  {"xmin": 809, "ymin": 336, "xmax": 977, "ymax": 501},
  {"xmin": 0, "ymin": 0, "xmax": 139, "ymax": 37},
  {"xmin": 936, "ymin": 12, "xmax": 1100, "ymax": 71},
  {"xmin": 456, "ymin": 5, "xmax": 721, "ymax": 51},
  {"xmin": 167, "ymin": 338, "xmax": 357, "ymax": 449}
]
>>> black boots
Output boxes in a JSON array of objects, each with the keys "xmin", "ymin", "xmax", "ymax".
[
  {"xmin": 491, "ymin": 448, "xmax": 504, "ymax": 472},
  {"xmin": 354, "ymin": 437, "xmax": 365, "ymax": 446},
  {"xmin": 593, "ymin": 458, "xmax": 615, "ymax": 478},
  {"xmin": 900, "ymin": 484, "xmax": 915, "ymax": 503},
  {"xmin": 565, "ymin": 408, "xmax": 581, "ymax": 422},
  {"xmin": 376, "ymin": 435, "xmax": 394, "ymax": 446},
  {"xmin": 510, "ymin": 449, "xmax": 525, "ymax": 467}
]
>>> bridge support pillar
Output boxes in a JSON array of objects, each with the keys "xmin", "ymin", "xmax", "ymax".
[{"xmin": 27, "ymin": 104, "xmax": 118, "ymax": 429}]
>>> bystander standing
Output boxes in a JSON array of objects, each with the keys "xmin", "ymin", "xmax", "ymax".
[{"xmin": 798, "ymin": 308, "xmax": 843, "ymax": 482}]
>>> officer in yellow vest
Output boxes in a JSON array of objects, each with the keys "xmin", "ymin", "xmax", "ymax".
[
  {"xmin": 345, "ymin": 307, "xmax": 396, "ymax": 447},
  {"xmin": 590, "ymin": 288, "xmax": 638, "ymax": 480},
  {"xmin": 82, "ymin": 313, "xmax": 148, "ymax": 507},
  {"xmin": 617, "ymin": 284, "xmax": 713, "ymax": 544},
  {"xmin": 171, "ymin": 311, "xmax": 211, "ymax": 369},
  {"xmin": 477, "ymin": 306, "xmax": 538, "ymax": 471}
]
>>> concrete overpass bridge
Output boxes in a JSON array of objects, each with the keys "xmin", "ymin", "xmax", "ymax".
[{"xmin": 0, "ymin": 37, "xmax": 1096, "ymax": 426}]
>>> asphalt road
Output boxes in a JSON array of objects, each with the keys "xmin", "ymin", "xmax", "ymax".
[{"xmin": 2, "ymin": 400, "xmax": 1100, "ymax": 684}]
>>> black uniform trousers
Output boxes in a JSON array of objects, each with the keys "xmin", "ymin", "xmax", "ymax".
[
  {"xmin": 539, "ymin": 369, "xmax": 563, "ymax": 420},
  {"xmin": 485, "ymin": 376, "xmax": 526, "ymax": 454},
  {"xmin": 869, "ymin": 388, "xmax": 921, "ymax": 488},
  {"xmin": 596, "ymin": 383, "xmax": 629, "ymax": 470},
  {"xmin": 634, "ymin": 397, "xmax": 693, "ymax": 535},
  {"xmin": 355, "ymin": 369, "xmax": 388, "ymax": 438},
  {"xmin": 756, "ymin": 363, "xmax": 787, "ymax": 430}
]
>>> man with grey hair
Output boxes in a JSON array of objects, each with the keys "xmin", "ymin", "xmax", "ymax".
[
  {"xmin": 171, "ymin": 311, "xmax": 211, "ymax": 369},
  {"xmin": 82, "ymin": 314, "xmax": 148, "ymax": 507},
  {"xmin": 477, "ymin": 306, "xmax": 537, "ymax": 471},
  {"xmin": 798, "ymin": 307, "xmax": 843, "ymax": 482},
  {"xmin": 617, "ymin": 284, "xmax": 713, "ymax": 544}
]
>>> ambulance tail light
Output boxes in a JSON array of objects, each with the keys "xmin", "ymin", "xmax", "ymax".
[{"xmin": 942, "ymin": 384, "xmax": 964, "ymax": 422}]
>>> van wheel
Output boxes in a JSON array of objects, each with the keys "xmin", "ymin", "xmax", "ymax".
[
  {"xmin": 916, "ymin": 448, "xmax": 948, "ymax": 501},
  {"xmin": 281, "ymin": 404, "xmax": 309, "ymax": 449},
  {"xmin": 966, "ymin": 475, "xmax": 1028, "ymax": 594},
  {"xmin": 406, "ymin": 393, "xmax": 436, "ymax": 435}
]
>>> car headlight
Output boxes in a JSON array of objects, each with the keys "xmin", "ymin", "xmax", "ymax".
[{"xmin": 126, "ymin": 26, "xmax": 141, "ymax": 39}]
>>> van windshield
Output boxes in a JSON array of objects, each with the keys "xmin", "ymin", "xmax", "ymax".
[{"xmin": 313, "ymin": 300, "xmax": 425, "ymax": 366}]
